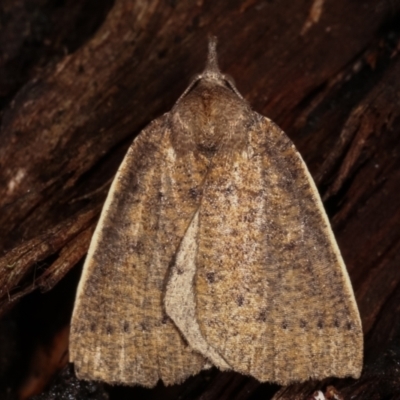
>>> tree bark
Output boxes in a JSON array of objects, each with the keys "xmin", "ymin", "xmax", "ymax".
[{"xmin": 1, "ymin": 0, "xmax": 400, "ymax": 399}]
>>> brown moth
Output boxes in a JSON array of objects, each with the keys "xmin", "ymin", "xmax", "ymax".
[{"xmin": 70, "ymin": 38, "xmax": 363, "ymax": 387}]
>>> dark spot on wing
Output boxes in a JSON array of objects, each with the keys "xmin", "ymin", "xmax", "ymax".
[
  {"xmin": 140, "ymin": 323, "xmax": 148, "ymax": 331},
  {"xmin": 106, "ymin": 325, "xmax": 114, "ymax": 335},
  {"xmin": 130, "ymin": 240, "xmax": 144, "ymax": 255},
  {"xmin": 243, "ymin": 213, "xmax": 255, "ymax": 223},
  {"xmin": 206, "ymin": 272, "xmax": 215, "ymax": 283},
  {"xmin": 189, "ymin": 187, "xmax": 202, "ymax": 199},
  {"xmin": 257, "ymin": 309, "xmax": 267, "ymax": 322},
  {"xmin": 197, "ymin": 143, "xmax": 218, "ymax": 156},
  {"xmin": 284, "ymin": 241, "xmax": 296, "ymax": 251},
  {"xmin": 225, "ymin": 185, "xmax": 234, "ymax": 195},
  {"xmin": 347, "ymin": 322, "xmax": 353, "ymax": 330}
]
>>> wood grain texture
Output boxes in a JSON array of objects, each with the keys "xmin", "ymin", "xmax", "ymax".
[{"xmin": 0, "ymin": 0, "xmax": 399, "ymax": 398}]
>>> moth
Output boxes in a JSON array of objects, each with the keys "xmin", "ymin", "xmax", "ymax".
[{"xmin": 70, "ymin": 38, "xmax": 363, "ymax": 387}]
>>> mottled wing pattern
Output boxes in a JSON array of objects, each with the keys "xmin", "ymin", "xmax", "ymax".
[
  {"xmin": 70, "ymin": 115, "xmax": 207, "ymax": 387},
  {"xmin": 194, "ymin": 115, "xmax": 363, "ymax": 385}
]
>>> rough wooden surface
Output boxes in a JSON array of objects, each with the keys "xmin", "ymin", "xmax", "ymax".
[{"xmin": 0, "ymin": 0, "xmax": 400, "ymax": 399}]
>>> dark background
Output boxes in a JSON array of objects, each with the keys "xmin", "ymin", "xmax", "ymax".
[{"xmin": 0, "ymin": 0, "xmax": 400, "ymax": 399}]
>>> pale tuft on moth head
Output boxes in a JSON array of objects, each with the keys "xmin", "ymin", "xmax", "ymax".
[
  {"xmin": 201, "ymin": 36, "xmax": 222, "ymax": 83},
  {"xmin": 183, "ymin": 36, "xmax": 243, "ymax": 98}
]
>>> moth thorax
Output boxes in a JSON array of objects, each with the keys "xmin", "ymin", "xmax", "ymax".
[{"xmin": 173, "ymin": 81, "xmax": 250, "ymax": 157}]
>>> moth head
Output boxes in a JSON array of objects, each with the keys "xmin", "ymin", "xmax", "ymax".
[
  {"xmin": 170, "ymin": 38, "xmax": 251, "ymax": 157},
  {"xmin": 200, "ymin": 36, "xmax": 243, "ymax": 100},
  {"xmin": 175, "ymin": 37, "xmax": 244, "ymax": 105}
]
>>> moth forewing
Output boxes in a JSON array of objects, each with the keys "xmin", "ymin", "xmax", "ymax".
[
  {"xmin": 192, "ymin": 116, "xmax": 363, "ymax": 384},
  {"xmin": 70, "ymin": 117, "xmax": 207, "ymax": 387}
]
